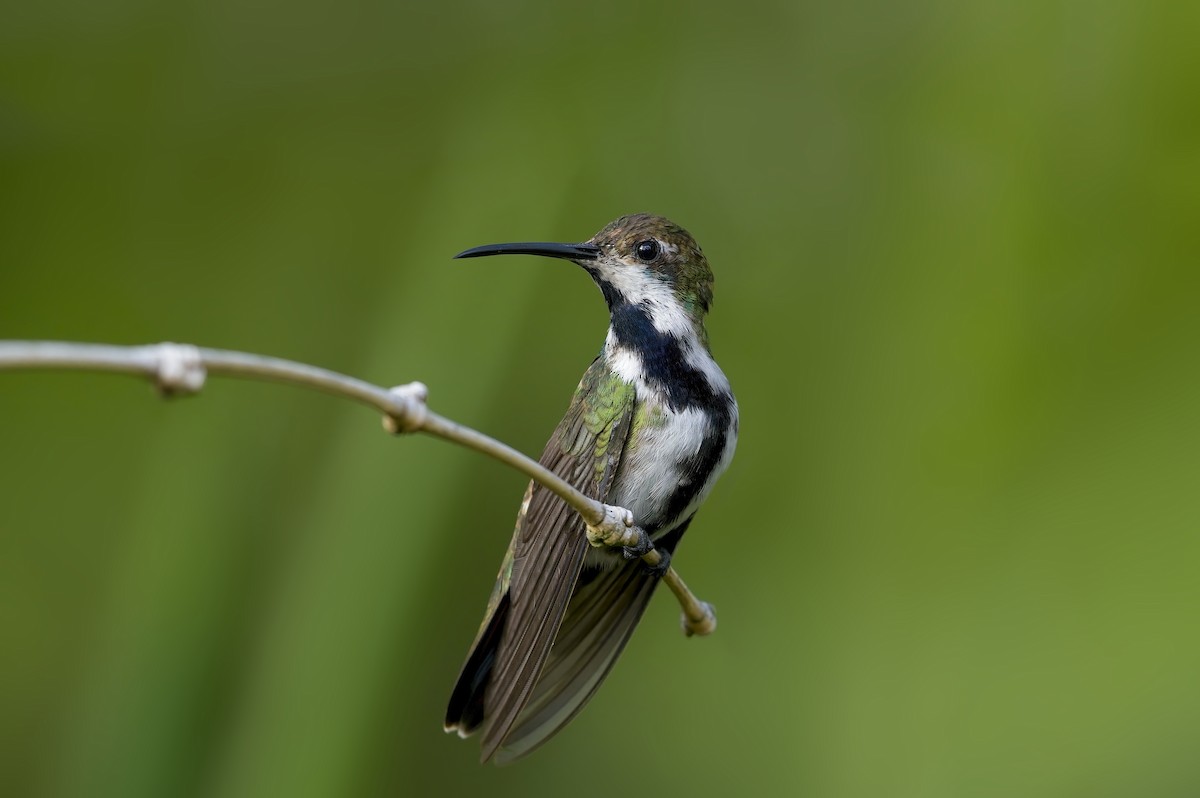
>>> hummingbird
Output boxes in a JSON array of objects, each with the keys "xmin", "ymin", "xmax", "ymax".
[{"xmin": 444, "ymin": 214, "xmax": 738, "ymax": 764}]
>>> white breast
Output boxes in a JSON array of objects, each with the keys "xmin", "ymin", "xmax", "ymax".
[
  {"xmin": 608, "ymin": 400, "xmax": 714, "ymax": 528},
  {"xmin": 589, "ymin": 312, "xmax": 737, "ymax": 564},
  {"xmin": 584, "ymin": 395, "xmax": 736, "ymax": 569}
]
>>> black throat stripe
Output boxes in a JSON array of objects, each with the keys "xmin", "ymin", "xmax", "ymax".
[
  {"xmin": 607, "ymin": 294, "xmax": 722, "ymax": 414},
  {"xmin": 603, "ymin": 287, "xmax": 735, "ymax": 529}
]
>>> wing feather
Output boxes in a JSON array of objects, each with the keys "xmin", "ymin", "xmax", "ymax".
[
  {"xmin": 446, "ymin": 358, "xmax": 636, "ymax": 762},
  {"xmin": 492, "ymin": 517, "xmax": 694, "ymax": 762}
]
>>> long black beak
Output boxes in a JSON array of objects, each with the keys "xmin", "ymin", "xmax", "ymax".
[{"xmin": 453, "ymin": 242, "xmax": 601, "ymax": 261}]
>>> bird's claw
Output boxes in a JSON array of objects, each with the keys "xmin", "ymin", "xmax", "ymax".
[
  {"xmin": 621, "ymin": 531, "xmax": 655, "ymax": 560},
  {"xmin": 586, "ymin": 506, "xmax": 668, "ymax": 575},
  {"xmin": 631, "ymin": 545, "xmax": 671, "ymax": 576}
]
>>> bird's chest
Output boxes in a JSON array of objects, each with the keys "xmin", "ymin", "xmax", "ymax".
[{"xmin": 606, "ymin": 395, "xmax": 735, "ymax": 536}]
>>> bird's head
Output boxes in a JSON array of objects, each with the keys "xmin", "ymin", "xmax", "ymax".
[{"xmin": 455, "ymin": 213, "xmax": 714, "ymax": 326}]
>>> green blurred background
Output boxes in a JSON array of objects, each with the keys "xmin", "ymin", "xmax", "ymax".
[{"xmin": 2, "ymin": 1, "xmax": 1199, "ymax": 796}]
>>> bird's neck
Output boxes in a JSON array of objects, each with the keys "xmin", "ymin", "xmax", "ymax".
[{"xmin": 601, "ymin": 291, "xmax": 730, "ymax": 413}]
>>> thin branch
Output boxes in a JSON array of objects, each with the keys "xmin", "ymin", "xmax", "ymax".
[{"xmin": 0, "ymin": 340, "xmax": 716, "ymax": 636}]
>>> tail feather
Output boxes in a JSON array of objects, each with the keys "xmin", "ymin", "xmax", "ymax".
[
  {"xmin": 445, "ymin": 592, "xmax": 511, "ymax": 737},
  {"xmin": 492, "ymin": 561, "xmax": 662, "ymax": 764}
]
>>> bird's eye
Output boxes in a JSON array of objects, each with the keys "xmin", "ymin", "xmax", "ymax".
[{"xmin": 634, "ymin": 239, "xmax": 661, "ymax": 263}]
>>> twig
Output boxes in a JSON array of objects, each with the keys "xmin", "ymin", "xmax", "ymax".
[{"xmin": 0, "ymin": 340, "xmax": 716, "ymax": 636}]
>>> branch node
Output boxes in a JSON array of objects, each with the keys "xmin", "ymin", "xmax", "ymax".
[
  {"xmin": 3, "ymin": 340, "xmax": 720, "ymax": 639},
  {"xmin": 152, "ymin": 343, "xmax": 206, "ymax": 396},
  {"xmin": 382, "ymin": 381, "xmax": 429, "ymax": 434}
]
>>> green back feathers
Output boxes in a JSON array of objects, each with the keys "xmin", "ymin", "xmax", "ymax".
[{"xmin": 570, "ymin": 363, "xmax": 636, "ymax": 487}]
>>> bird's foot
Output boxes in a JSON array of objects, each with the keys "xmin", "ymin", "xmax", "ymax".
[
  {"xmin": 585, "ymin": 504, "xmax": 670, "ymax": 576},
  {"xmin": 625, "ymin": 539, "xmax": 671, "ymax": 576},
  {"xmin": 620, "ymin": 529, "xmax": 654, "ymax": 559}
]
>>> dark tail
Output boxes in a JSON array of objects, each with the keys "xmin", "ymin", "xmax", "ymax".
[
  {"xmin": 490, "ymin": 560, "xmax": 663, "ymax": 763},
  {"xmin": 444, "ymin": 592, "xmax": 511, "ymax": 737}
]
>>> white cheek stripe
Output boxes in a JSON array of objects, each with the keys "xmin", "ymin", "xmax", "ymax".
[
  {"xmin": 598, "ymin": 260, "xmax": 732, "ymax": 398},
  {"xmin": 597, "ymin": 262, "xmax": 693, "ymax": 338}
]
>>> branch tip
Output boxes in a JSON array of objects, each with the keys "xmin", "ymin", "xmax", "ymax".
[{"xmin": 682, "ymin": 602, "xmax": 717, "ymax": 637}]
